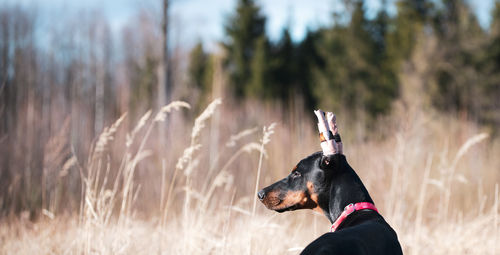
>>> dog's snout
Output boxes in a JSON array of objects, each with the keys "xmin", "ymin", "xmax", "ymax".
[{"xmin": 257, "ymin": 190, "xmax": 266, "ymax": 201}]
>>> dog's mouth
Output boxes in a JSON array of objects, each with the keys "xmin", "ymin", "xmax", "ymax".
[
  {"xmin": 262, "ymin": 198, "xmax": 298, "ymax": 213},
  {"xmin": 274, "ymin": 203, "xmax": 297, "ymax": 213}
]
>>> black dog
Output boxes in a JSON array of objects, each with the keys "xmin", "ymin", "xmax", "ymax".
[{"xmin": 258, "ymin": 152, "xmax": 403, "ymax": 255}]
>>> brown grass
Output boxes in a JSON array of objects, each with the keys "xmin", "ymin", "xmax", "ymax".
[{"xmin": 1, "ymin": 98, "xmax": 499, "ymax": 254}]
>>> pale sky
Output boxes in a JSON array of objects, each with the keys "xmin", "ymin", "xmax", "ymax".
[{"xmin": 6, "ymin": 0, "xmax": 496, "ymax": 50}]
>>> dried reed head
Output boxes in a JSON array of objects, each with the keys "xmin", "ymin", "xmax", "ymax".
[
  {"xmin": 192, "ymin": 99, "xmax": 222, "ymax": 143},
  {"xmin": 95, "ymin": 113, "xmax": 127, "ymax": 154},
  {"xmin": 154, "ymin": 101, "xmax": 191, "ymax": 122},
  {"xmin": 226, "ymin": 127, "xmax": 259, "ymax": 147},
  {"xmin": 126, "ymin": 110, "xmax": 152, "ymax": 148},
  {"xmin": 261, "ymin": 122, "xmax": 277, "ymax": 145},
  {"xmin": 176, "ymin": 99, "xmax": 221, "ymax": 173}
]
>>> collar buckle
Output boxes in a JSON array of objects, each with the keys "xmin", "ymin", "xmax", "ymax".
[
  {"xmin": 344, "ymin": 203, "xmax": 356, "ymax": 215},
  {"xmin": 331, "ymin": 202, "xmax": 378, "ymax": 232}
]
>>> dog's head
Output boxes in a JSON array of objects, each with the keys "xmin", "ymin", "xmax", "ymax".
[{"xmin": 258, "ymin": 152, "xmax": 344, "ymax": 213}]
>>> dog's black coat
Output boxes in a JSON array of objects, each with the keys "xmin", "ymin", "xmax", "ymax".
[{"xmin": 258, "ymin": 152, "xmax": 403, "ymax": 255}]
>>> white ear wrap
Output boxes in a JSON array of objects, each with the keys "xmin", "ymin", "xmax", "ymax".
[
  {"xmin": 326, "ymin": 112, "xmax": 342, "ymax": 154},
  {"xmin": 314, "ymin": 109, "xmax": 337, "ymax": 155}
]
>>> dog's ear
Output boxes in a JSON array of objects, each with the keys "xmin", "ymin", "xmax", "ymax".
[
  {"xmin": 320, "ymin": 154, "xmax": 335, "ymax": 169},
  {"xmin": 319, "ymin": 153, "xmax": 347, "ymax": 171},
  {"xmin": 314, "ymin": 110, "xmax": 343, "ymax": 156}
]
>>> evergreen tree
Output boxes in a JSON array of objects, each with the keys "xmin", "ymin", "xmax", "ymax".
[
  {"xmin": 223, "ymin": 0, "xmax": 267, "ymax": 98},
  {"xmin": 387, "ymin": 0, "xmax": 431, "ymax": 62},
  {"xmin": 295, "ymin": 30, "xmax": 322, "ymax": 108},
  {"xmin": 312, "ymin": 24, "xmax": 349, "ymax": 112},
  {"xmin": 270, "ymin": 28, "xmax": 296, "ymax": 101},
  {"xmin": 129, "ymin": 55, "xmax": 158, "ymax": 112},
  {"xmin": 482, "ymin": 0, "xmax": 500, "ymax": 127},
  {"xmin": 347, "ymin": 0, "xmax": 378, "ymax": 112},
  {"xmin": 248, "ymin": 36, "xmax": 270, "ymax": 98},
  {"xmin": 187, "ymin": 42, "xmax": 215, "ymax": 111},
  {"xmin": 367, "ymin": 6, "xmax": 398, "ymax": 117},
  {"xmin": 188, "ymin": 42, "xmax": 210, "ymax": 94},
  {"xmin": 311, "ymin": 0, "xmax": 397, "ymax": 119},
  {"xmin": 430, "ymin": 0, "xmax": 485, "ymax": 118}
]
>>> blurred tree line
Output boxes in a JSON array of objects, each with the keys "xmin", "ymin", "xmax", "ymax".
[
  {"xmin": 1, "ymin": 0, "xmax": 500, "ymax": 216},
  {"xmin": 0, "ymin": 6, "xmax": 177, "ymax": 214},
  {"xmin": 190, "ymin": 0, "xmax": 500, "ymax": 127}
]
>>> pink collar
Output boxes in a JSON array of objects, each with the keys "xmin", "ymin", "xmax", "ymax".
[{"xmin": 330, "ymin": 202, "xmax": 378, "ymax": 232}]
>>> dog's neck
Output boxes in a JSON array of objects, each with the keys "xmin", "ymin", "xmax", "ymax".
[{"xmin": 318, "ymin": 154, "xmax": 374, "ymax": 224}]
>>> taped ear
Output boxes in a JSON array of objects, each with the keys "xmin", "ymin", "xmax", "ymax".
[
  {"xmin": 326, "ymin": 112, "xmax": 342, "ymax": 154},
  {"xmin": 314, "ymin": 109, "xmax": 343, "ymax": 157}
]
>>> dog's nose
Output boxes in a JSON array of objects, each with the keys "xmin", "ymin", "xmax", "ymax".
[{"xmin": 257, "ymin": 190, "xmax": 266, "ymax": 201}]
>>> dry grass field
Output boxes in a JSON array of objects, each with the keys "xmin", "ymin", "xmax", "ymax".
[{"xmin": 1, "ymin": 98, "xmax": 499, "ymax": 255}]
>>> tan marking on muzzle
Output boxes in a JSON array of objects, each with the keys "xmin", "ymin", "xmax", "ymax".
[
  {"xmin": 275, "ymin": 188, "xmax": 320, "ymax": 212},
  {"xmin": 261, "ymin": 190, "xmax": 281, "ymax": 209},
  {"xmin": 280, "ymin": 190, "xmax": 308, "ymax": 209}
]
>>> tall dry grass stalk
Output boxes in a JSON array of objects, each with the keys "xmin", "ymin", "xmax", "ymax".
[
  {"xmin": 252, "ymin": 123, "xmax": 276, "ymax": 216},
  {"xmin": 1, "ymin": 100, "xmax": 499, "ymax": 254},
  {"xmin": 78, "ymin": 101, "xmax": 189, "ymax": 254}
]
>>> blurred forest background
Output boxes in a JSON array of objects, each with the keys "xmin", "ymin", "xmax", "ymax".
[{"xmin": 1, "ymin": 0, "xmax": 500, "ymax": 253}]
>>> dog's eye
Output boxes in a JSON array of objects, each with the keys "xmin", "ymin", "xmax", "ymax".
[{"xmin": 291, "ymin": 171, "xmax": 301, "ymax": 178}]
